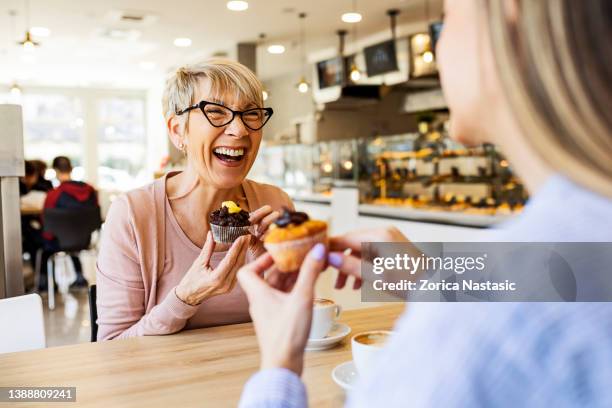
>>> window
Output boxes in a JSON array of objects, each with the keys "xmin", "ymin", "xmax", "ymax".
[
  {"xmin": 97, "ymin": 97, "xmax": 147, "ymax": 190},
  {"xmin": 13, "ymin": 93, "xmax": 85, "ymax": 180}
]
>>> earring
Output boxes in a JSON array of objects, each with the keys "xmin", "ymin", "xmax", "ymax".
[{"xmin": 178, "ymin": 140, "xmax": 186, "ymax": 155}]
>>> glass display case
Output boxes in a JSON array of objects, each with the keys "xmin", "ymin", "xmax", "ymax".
[
  {"xmin": 360, "ymin": 128, "xmax": 527, "ymax": 217},
  {"xmin": 250, "ymin": 122, "xmax": 527, "ymax": 225}
]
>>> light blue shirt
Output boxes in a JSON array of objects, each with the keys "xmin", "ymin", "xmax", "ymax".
[{"xmin": 239, "ymin": 175, "xmax": 612, "ymax": 408}]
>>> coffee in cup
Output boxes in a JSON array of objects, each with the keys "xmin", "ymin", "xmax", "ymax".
[
  {"xmin": 309, "ymin": 298, "xmax": 342, "ymax": 339},
  {"xmin": 351, "ymin": 330, "xmax": 391, "ymax": 375}
]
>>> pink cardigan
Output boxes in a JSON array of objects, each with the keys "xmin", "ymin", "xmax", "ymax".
[{"xmin": 96, "ymin": 173, "xmax": 293, "ymax": 340}]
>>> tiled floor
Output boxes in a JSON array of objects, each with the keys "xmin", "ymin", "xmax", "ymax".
[{"xmin": 38, "ymin": 289, "xmax": 92, "ymax": 347}]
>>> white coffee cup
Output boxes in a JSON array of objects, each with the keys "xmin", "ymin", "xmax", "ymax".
[
  {"xmin": 309, "ymin": 298, "xmax": 342, "ymax": 339},
  {"xmin": 351, "ymin": 330, "xmax": 391, "ymax": 375}
]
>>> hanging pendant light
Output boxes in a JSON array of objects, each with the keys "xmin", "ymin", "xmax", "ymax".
[
  {"xmin": 17, "ymin": 0, "xmax": 40, "ymax": 51},
  {"xmin": 295, "ymin": 12, "xmax": 310, "ymax": 93},
  {"xmin": 10, "ymin": 83, "xmax": 22, "ymax": 97},
  {"xmin": 348, "ymin": 0, "xmax": 362, "ymax": 82}
]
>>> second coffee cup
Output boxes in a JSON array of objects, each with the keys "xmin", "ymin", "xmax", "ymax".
[{"xmin": 309, "ymin": 298, "xmax": 342, "ymax": 340}]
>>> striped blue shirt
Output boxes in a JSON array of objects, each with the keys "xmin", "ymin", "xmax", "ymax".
[{"xmin": 239, "ymin": 175, "xmax": 612, "ymax": 408}]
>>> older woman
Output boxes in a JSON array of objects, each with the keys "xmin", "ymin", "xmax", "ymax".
[{"xmin": 96, "ymin": 59, "xmax": 292, "ymax": 340}]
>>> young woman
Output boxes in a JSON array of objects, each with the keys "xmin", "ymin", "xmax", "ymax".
[{"xmin": 238, "ymin": 0, "xmax": 612, "ymax": 406}]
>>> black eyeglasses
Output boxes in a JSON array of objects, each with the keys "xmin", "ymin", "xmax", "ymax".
[{"xmin": 176, "ymin": 100, "xmax": 273, "ymax": 131}]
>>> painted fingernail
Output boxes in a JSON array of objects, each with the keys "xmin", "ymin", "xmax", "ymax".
[
  {"xmin": 328, "ymin": 252, "xmax": 343, "ymax": 268},
  {"xmin": 311, "ymin": 243, "xmax": 326, "ymax": 261}
]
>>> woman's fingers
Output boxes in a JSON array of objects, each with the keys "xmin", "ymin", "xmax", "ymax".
[
  {"xmin": 334, "ymin": 272, "xmax": 348, "ymax": 289},
  {"xmin": 327, "ymin": 251, "xmax": 362, "ymax": 279},
  {"xmin": 256, "ymin": 211, "xmax": 280, "ymax": 237},
  {"xmin": 199, "ymin": 231, "xmax": 216, "ymax": 266},
  {"xmin": 237, "ymin": 253, "xmax": 275, "ymax": 299},
  {"xmin": 329, "ymin": 227, "xmax": 409, "ymax": 253},
  {"xmin": 295, "ymin": 243, "xmax": 327, "ymax": 297},
  {"xmin": 249, "ymin": 205, "xmax": 273, "ymax": 224},
  {"xmin": 215, "ymin": 235, "xmax": 250, "ymax": 277}
]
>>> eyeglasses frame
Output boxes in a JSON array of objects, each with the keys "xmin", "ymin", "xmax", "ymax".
[{"xmin": 175, "ymin": 100, "xmax": 274, "ymax": 131}]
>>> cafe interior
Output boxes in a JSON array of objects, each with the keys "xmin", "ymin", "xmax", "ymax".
[{"xmin": 0, "ymin": 0, "xmax": 539, "ymax": 405}]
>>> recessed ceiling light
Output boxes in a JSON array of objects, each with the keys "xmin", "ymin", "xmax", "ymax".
[
  {"xmin": 30, "ymin": 27, "xmax": 51, "ymax": 37},
  {"xmin": 227, "ymin": 1, "xmax": 249, "ymax": 11},
  {"xmin": 341, "ymin": 12, "xmax": 362, "ymax": 23},
  {"xmin": 267, "ymin": 44, "xmax": 285, "ymax": 54},
  {"xmin": 139, "ymin": 61, "xmax": 156, "ymax": 70},
  {"xmin": 174, "ymin": 37, "xmax": 192, "ymax": 47}
]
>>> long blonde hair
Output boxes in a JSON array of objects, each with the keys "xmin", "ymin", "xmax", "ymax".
[{"xmin": 485, "ymin": 0, "xmax": 612, "ymax": 196}]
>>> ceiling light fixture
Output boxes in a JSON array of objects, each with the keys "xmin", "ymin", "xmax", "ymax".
[
  {"xmin": 9, "ymin": 83, "xmax": 22, "ymax": 97},
  {"xmin": 262, "ymin": 90, "xmax": 269, "ymax": 101},
  {"xmin": 297, "ymin": 78, "xmax": 309, "ymax": 93},
  {"xmin": 227, "ymin": 1, "xmax": 248, "ymax": 11},
  {"xmin": 17, "ymin": 0, "xmax": 40, "ymax": 51},
  {"xmin": 422, "ymin": 50, "xmax": 434, "ymax": 63},
  {"xmin": 349, "ymin": 63, "xmax": 361, "ymax": 81},
  {"xmin": 267, "ymin": 44, "xmax": 285, "ymax": 54},
  {"xmin": 173, "ymin": 37, "xmax": 192, "ymax": 47},
  {"xmin": 341, "ymin": 12, "xmax": 362, "ymax": 23},
  {"xmin": 347, "ymin": 0, "xmax": 362, "ymax": 83},
  {"xmin": 296, "ymin": 12, "xmax": 310, "ymax": 94}
]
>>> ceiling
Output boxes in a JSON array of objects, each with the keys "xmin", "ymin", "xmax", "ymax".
[{"xmin": 0, "ymin": 0, "xmax": 442, "ymax": 90}]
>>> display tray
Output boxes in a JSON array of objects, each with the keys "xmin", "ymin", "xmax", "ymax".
[{"xmin": 358, "ymin": 203, "xmax": 513, "ymax": 228}]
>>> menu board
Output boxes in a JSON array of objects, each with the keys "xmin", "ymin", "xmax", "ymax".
[
  {"xmin": 364, "ymin": 40, "xmax": 399, "ymax": 77},
  {"xmin": 316, "ymin": 57, "xmax": 344, "ymax": 89}
]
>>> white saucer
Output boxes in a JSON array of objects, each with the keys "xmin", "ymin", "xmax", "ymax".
[
  {"xmin": 332, "ymin": 360, "xmax": 358, "ymax": 390},
  {"xmin": 305, "ymin": 323, "xmax": 351, "ymax": 351}
]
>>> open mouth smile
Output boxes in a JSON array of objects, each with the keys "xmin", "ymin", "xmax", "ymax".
[{"xmin": 213, "ymin": 146, "xmax": 247, "ymax": 165}]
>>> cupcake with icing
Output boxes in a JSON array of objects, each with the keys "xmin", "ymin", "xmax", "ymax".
[
  {"xmin": 209, "ymin": 201, "xmax": 251, "ymax": 243},
  {"xmin": 263, "ymin": 208, "xmax": 328, "ymax": 272}
]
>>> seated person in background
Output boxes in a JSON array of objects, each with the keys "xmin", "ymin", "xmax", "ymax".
[
  {"xmin": 42, "ymin": 156, "xmax": 99, "ymax": 288},
  {"xmin": 19, "ymin": 160, "xmax": 38, "ymax": 196},
  {"xmin": 21, "ymin": 161, "xmax": 45, "ymax": 287},
  {"xmin": 30, "ymin": 159, "xmax": 53, "ymax": 192}
]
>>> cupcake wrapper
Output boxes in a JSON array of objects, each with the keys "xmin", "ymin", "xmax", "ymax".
[
  {"xmin": 210, "ymin": 223, "xmax": 251, "ymax": 243},
  {"xmin": 264, "ymin": 230, "xmax": 328, "ymax": 272}
]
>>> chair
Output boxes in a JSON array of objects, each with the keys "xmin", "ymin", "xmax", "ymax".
[
  {"xmin": 0, "ymin": 294, "xmax": 46, "ymax": 354},
  {"xmin": 42, "ymin": 207, "xmax": 102, "ymax": 310},
  {"xmin": 88, "ymin": 284, "xmax": 98, "ymax": 342}
]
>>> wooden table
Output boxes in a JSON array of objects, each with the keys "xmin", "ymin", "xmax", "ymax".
[{"xmin": 0, "ymin": 304, "xmax": 404, "ymax": 407}]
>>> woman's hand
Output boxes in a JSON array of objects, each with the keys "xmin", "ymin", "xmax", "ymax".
[
  {"xmin": 237, "ymin": 244, "xmax": 327, "ymax": 375},
  {"xmin": 247, "ymin": 205, "xmax": 280, "ymax": 257},
  {"xmin": 175, "ymin": 232, "xmax": 250, "ymax": 306},
  {"xmin": 327, "ymin": 226, "xmax": 409, "ymax": 290}
]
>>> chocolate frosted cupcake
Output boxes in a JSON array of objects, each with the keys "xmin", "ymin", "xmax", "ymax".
[
  {"xmin": 263, "ymin": 208, "xmax": 328, "ymax": 272},
  {"xmin": 209, "ymin": 201, "xmax": 251, "ymax": 243}
]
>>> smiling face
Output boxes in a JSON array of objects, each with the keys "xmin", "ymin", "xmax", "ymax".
[{"xmin": 178, "ymin": 78, "xmax": 263, "ymax": 189}]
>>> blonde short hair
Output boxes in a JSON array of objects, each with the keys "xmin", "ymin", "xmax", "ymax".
[{"xmin": 162, "ymin": 58, "xmax": 264, "ymax": 127}]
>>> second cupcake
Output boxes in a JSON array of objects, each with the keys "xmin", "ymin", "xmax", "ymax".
[{"xmin": 263, "ymin": 208, "xmax": 328, "ymax": 272}]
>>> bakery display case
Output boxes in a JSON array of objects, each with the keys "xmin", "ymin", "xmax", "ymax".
[
  {"xmin": 251, "ymin": 121, "xmax": 526, "ymax": 226},
  {"xmin": 358, "ymin": 121, "xmax": 527, "ymax": 225}
]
